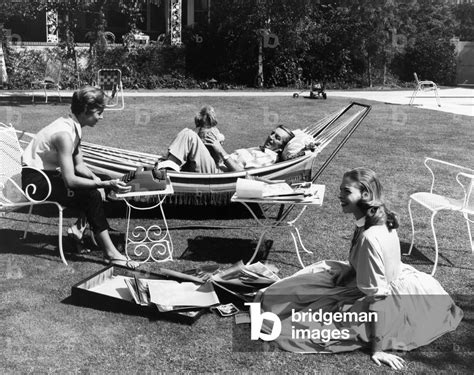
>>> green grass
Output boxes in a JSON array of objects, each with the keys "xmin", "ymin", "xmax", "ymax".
[{"xmin": 0, "ymin": 96, "xmax": 472, "ymax": 373}]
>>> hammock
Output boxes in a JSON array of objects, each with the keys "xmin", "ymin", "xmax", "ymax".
[{"xmin": 16, "ymin": 102, "xmax": 371, "ymax": 205}]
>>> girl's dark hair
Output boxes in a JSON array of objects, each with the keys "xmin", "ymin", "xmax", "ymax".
[
  {"xmin": 343, "ymin": 167, "xmax": 399, "ymax": 231},
  {"xmin": 71, "ymin": 86, "xmax": 105, "ymax": 116},
  {"xmin": 195, "ymin": 105, "xmax": 218, "ymax": 128}
]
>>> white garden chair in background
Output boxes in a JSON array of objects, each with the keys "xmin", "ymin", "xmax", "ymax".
[
  {"xmin": 407, "ymin": 157, "xmax": 473, "ymax": 275},
  {"xmin": 0, "ymin": 122, "xmax": 68, "ymax": 265},
  {"xmin": 31, "ymin": 58, "xmax": 63, "ymax": 103},
  {"xmin": 409, "ymin": 72, "xmax": 441, "ymax": 107}
]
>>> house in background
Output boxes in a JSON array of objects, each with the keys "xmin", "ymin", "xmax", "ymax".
[{"xmin": 4, "ymin": 0, "xmax": 210, "ymax": 47}]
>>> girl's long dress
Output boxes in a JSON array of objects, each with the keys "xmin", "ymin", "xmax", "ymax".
[{"xmin": 257, "ymin": 224, "xmax": 463, "ymax": 353}]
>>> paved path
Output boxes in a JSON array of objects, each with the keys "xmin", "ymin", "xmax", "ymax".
[
  {"xmin": 1, "ymin": 87, "xmax": 473, "ymax": 116},
  {"xmin": 329, "ymin": 88, "xmax": 474, "ymax": 117}
]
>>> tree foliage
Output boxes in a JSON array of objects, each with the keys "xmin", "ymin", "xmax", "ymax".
[
  {"xmin": 184, "ymin": 0, "xmax": 460, "ymax": 87},
  {"xmin": 392, "ymin": 36, "xmax": 457, "ymax": 85},
  {"xmin": 0, "ymin": 0, "xmax": 464, "ymax": 87},
  {"xmin": 453, "ymin": 3, "xmax": 474, "ymax": 41}
]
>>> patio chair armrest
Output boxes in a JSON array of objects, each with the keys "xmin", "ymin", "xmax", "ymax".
[
  {"xmin": 456, "ymin": 172, "xmax": 474, "ymax": 208},
  {"xmin": 424, "ymin": 157, "xmax": 471, "ymax": 171},
  {"xmin": 424, "ymin": 157, "xmax": 474, "ymax": 193},
  {"xmin": 21, "ymin": 166, "xmax": 53, "ymax": 203},
  {"xmin": 457, "ymin": 172, "xmax": 474, "ymax": 180}
]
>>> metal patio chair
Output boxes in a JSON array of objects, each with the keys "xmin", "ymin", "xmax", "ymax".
[
  {"xmin": 96, "ymin": 68, "xmax": 125, "ymax": 111},
  {"xmin": 31, "ymin": 59, "xmax": 63, "ymax": 103},
  {"xmin": 407, "ymin": 157, "xmax": 473, "ymax": 275},
  {"xmin": 409, "ymin": 72, "xmax": 441, "ymax": 107},
  {"xmin": 0, "ymin": 122, "xmax": 67, "ymax": 265}
]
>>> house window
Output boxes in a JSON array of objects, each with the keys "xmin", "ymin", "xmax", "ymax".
[{"xmin": 195, "ymin": 0, "xmax": 210, "ymax": 25}]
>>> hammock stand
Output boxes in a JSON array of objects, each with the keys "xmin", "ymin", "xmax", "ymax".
[{"xmin": 16, "ymin": 102, "xmax": 371, "ymax": 207}]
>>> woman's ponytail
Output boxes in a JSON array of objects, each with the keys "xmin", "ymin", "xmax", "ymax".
[{"xmin": 384, "ymin": 207, "xmax": 399, "ymax": 230}]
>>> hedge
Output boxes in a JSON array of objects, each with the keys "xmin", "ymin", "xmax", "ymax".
[{"xmin": 3, "ymin": 43, "xmax": 191, "ymax": 90}]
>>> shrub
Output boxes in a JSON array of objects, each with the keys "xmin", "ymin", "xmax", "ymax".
[
  {"xmin": 4, "ymin": 43, "xmax": 190, "ymax": 90},
  {"xmin": 391, "ymin": 36, "xmax": 457, "ymax": 86}
]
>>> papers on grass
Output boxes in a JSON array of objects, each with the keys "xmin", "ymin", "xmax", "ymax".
[
  {"xmin": 148, "ymin": 280, "xmax": 219, "ymax": 312},
  {"xmin": 210, "ymin": 303, "xmax": 240, "ymax": 317},
  {"xmin": 123, "ymin": 261, "xmax": 280, "ymax": 311},
  {"xmin": 124, "ymin": 276, "xmax": 219, "ymax": 312},
  {"xmin": 124, "ymin": 275, "xmax": 150, "ymax": 306},
  {"xmin": 210, "ymin": 261, "xmax": 280, "ymax": 302},
  {"xmin": 212, "ymin": 261, "xmax": 280, "ymax": 286}
]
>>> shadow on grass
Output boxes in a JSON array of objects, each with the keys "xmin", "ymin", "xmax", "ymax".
[
  {"xmin": 180, "ymin": 235, "xmax": 272, "ymax": 264},
  {"xmin": 0, "ymin": 228, "xmax": 121, "ymax": 266},
  {"xmin": 8, "ymin": 200, "xmax": 259, "ymax": 220},
  {"xmin": 400, "ymin": 241, "xmax": 434, "ymax": 265},
  {"xmin": 400, "ymin": 241, "xmax": 473, "ymax": 273},
  {"xmin": 115, "ymin": 202, "xmax": 260, "ymax": 220},
  {"xmin": 3, "ymin": 203, "xmax": 120, "ymax": 220}
]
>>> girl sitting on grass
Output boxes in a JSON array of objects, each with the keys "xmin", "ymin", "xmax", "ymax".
[{"xmin": 257, "ymin": 167, "xmax": 463, "ymax": 370}]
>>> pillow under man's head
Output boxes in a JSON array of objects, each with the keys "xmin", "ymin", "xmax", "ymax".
[{"xmin": 281, "ymin": 129, "xmax": 319, "ymax": 160}]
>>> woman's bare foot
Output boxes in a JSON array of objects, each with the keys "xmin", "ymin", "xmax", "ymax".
[{"xmin": 103, "ymin": 250, "xmax": 139, "ymax": 269}]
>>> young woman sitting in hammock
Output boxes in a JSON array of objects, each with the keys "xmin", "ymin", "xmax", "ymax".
[{"xmin": 156, "ymin": 124, "xmax": 295, "ymax": 174}]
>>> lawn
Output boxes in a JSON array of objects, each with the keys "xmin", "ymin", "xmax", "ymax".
[{"xmin": 0, "ymin": 95, "xmax": 472, "ymax": 374}]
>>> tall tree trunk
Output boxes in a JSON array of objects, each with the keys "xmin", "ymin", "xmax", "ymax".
[
  {"xmin": 257, "ymin": 35, "xmax": 264, "ymax": 87},
  {"xmin": 0, "ymin": 26, "xmax": 8, "ymax": 88},
  {"xmin": 0, "ymin": 45, "xmax": 7, "ymax": 88},
  {"xmin": 367, "ymin": 55, "xmax": 372, "ymax": 88}
]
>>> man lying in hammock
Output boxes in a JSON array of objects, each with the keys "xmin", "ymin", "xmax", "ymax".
[{"xmin": 156, "ymin": 125, "xmax": 295, "ymax": 174}]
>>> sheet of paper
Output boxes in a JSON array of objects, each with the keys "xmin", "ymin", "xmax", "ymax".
[
  {"xmin": 89, "ymin": 275, "xmax": 134, "ymax": 301},
  {"xmin": 147, "ymin": 279, "xmax": 219, "ymax": 309},
  {"xmin": 236, "ymin": 178, "xmax": 265, "ymax": 198},
  {"xmin": 211, "ymin": 261, "xmax": 280, "ymax": 288},
  {"xmin": 262, "ymin": 182, "xmax": 296, "ymax": 197},
  {"xmin": 244, "ymin": 262, "xmax": 280, "ymax": 282},
  {"xmin": 236, "ymin": 178, "xmax": 296, "ymax": 199}
]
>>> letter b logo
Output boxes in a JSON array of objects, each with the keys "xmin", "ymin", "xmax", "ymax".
[{"xmin": 245, "ymin": 302, "xmax": 282, "ymax": 341}]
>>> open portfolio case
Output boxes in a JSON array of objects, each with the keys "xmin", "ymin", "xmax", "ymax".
[
  {"xmin": 71, "ymin": 266, "xmax": 211, "ymax": 324},
  {"xmin": 71, "ymin": 262, "xmax": 280, "ymax": 324}
]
